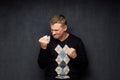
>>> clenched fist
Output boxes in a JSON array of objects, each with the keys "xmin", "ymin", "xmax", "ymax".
[
  {"xmin": 67, "ymin": 48, "xmax": 77, "ymax": 59},
  {"xmin": 38, "ymin": 35, "xmax": 50, "ymax": 49}
]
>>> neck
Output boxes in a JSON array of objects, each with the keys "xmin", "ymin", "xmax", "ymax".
[{"xmin": 59, "ymin": 32, "xmax": 69, "ymax": 42}]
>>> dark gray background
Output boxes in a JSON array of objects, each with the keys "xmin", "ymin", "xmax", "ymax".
[{"xmin": 0, "ymin": 0, "xmax": 120, "ymax": 80}]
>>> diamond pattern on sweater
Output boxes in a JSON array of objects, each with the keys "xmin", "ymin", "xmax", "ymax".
[{"xmin": 55, "ymin": 44, "xmax": 70, "ymax": 79}]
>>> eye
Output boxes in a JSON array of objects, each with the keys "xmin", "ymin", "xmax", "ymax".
[
  {"xmin": 51, "ymin": 29, "xmax": 58, "ymax": 32},
  {"xmin": 55, "ymin": 30, "xmax": 58, "ymax": 31}
]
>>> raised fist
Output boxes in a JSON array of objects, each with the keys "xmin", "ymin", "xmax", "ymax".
[
  {"xmin": 67, "ymin": 48, "xmax": 77, "ymax": 59},
  {"xmin": 38, "ymin": 35, "xmax": 50, "ymax": 49}
]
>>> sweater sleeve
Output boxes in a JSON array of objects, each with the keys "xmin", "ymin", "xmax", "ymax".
[
  {"xmin": 71, "ymin": 39, "xmax": 88, "ymax": 70},
  {"xmin": 37, "ymin": 48, "xmax": 50, "ymax": 69}
]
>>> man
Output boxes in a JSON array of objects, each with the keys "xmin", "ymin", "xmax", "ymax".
[{"xmin": 38, "ymin": 14, "xmax": 88, "ymax": 80}]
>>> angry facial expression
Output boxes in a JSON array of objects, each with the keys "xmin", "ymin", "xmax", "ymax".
[{"xmin": 50, "ymin": 23, "xmax": 67, "ymax": 40}]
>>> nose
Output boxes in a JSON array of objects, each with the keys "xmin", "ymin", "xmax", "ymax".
[{"xmin": 52, "ymin": 31, "xmax": 56, "ymax": 35}]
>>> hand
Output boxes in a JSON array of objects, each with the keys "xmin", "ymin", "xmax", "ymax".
[
  {"xmin": 67, "ymin": 48, "xmax": 77, "ymax": 59},
  {"xmin": 38, "ymin": 36, "xmax": 49, "ymax": 49}
]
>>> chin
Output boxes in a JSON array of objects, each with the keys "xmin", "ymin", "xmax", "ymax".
[
  {"xmin": 53, "ymin": 37, "xmax": 58, "ymax": 39},
  {"xmin": 53, "ymin": 36, "xmax": 59, "ymax": 39}
]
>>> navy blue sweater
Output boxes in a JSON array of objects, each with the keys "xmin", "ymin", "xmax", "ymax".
[{"xmin": 38, "ymin": 33, "xmax": 88, "ymax": 80}]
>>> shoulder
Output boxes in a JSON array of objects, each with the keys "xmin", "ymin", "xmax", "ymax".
[
  {"xmin": 69, "ymin": 33, "xmax": 82, "ymax": 42},
  {"xmin": 69, "ymin": 33, "xmax": 85, "ymax": 46}
]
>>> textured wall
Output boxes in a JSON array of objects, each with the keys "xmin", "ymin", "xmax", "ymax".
[{"xmin": 0, "ymin": 0, "xmax": 120, "ymax": 80}]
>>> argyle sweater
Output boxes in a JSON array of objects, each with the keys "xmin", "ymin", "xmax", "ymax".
[{"xmin": 38, "ymin": 33, "xmax": 88, "ymax": 80}]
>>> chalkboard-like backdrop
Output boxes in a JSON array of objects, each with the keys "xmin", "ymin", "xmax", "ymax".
[{"xmin": 0, "ymin": 0, "xmax": 120, "ymax": 80}]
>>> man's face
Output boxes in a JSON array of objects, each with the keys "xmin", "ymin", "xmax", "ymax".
[{"xmin": 50, "ymin": 23, "xmax": 67, "ymax": 40}]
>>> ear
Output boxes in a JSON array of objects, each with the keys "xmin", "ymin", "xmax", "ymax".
[{"xmin": 64, "ymin": 25, "xmax": 67, "ymax": 31}]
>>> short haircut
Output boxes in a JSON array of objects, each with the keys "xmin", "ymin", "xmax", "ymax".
[{"xmin": 50, "ymin": 14, "xmax": 67, "ymax": 26}]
